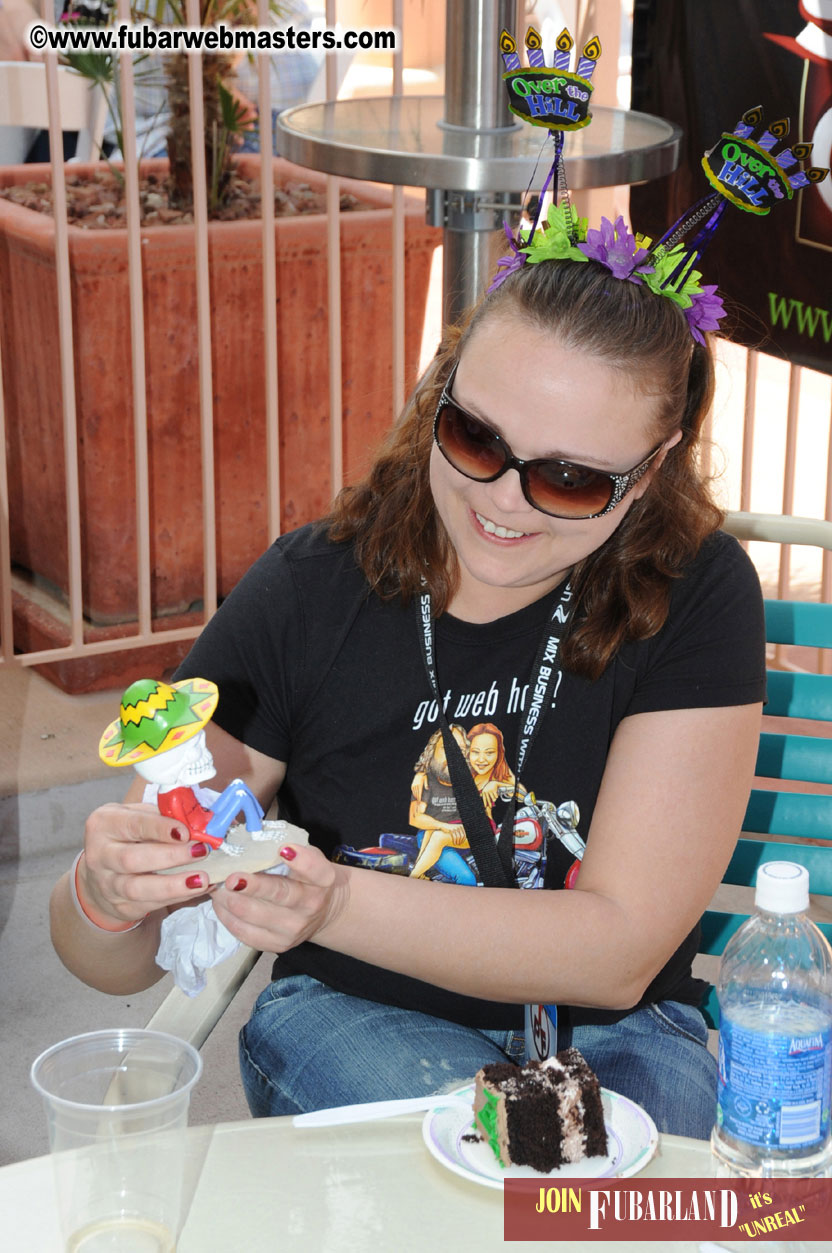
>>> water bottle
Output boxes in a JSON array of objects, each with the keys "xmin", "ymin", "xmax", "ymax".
[
  {"xmin": 711, "ymin": 861, "xmax": 832, "ymax": 1177},
  {"xmin": 525, "ymin": 1003, "xmax": 557, "ymax": 1063}
]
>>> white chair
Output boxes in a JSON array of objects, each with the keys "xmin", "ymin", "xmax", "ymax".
[
  {"xmin": 723, "ymin": 510, "xmax": 832, "ymax": 549},
  {"xmin": 303, "ymin": 45, "xmax": 355, "ymax": 103},
  {"xmin": 146, "ymin": 943, "xmax": 261, "ymax": 1051},
  {"xmin": 0, "ymin": 60, "xmax": 106, "ymax": 161}
]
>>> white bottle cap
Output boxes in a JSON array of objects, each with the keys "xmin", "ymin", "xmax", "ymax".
[{"xmin": 755, "ymin": 861, "xmax": 809, "ymax": 913}]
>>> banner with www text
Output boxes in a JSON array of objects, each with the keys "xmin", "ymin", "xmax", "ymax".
[{"xmin": 630, "ymin": 0, "xmax": 831, "ymax": 374}]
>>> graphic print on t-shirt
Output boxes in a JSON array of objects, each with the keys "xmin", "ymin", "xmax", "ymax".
[{"xmin": 332, "ymin": 719, "xmax": 584, "ymax": 890}]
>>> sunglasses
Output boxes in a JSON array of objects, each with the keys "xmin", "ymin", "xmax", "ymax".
[{"xmin": 433, "ymin": 364, "xmax": 665, "ymax": 520}]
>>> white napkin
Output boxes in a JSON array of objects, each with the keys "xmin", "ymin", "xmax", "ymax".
[
  {"xmin": 154, "ymin": 864, "xmax": 289, "ymax": 996},
  {"xmin": 155, "ymin": 899, "xmax": 241, "ymax": 996}
]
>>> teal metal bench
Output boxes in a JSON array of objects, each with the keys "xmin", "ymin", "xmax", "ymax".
[{"xmin": 701, "ymin": 513, "xmax": 832, "ymax": 1027}]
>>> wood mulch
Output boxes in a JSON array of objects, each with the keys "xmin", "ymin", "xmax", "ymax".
[{"xmin": 0, "ymin": 167, "xmax": 369, "ymax": 228}]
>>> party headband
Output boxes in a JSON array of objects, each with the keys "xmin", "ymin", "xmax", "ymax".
[{"xmin": 491, "ymin": 30, "xmax": 830, "ymax": 344}]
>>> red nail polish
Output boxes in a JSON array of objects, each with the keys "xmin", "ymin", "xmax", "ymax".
[
  {"xmin": 232, "ymin": 878, "xmax": 247, "ymax": 892},
  {"xmin": 186, "ymin": 874, "xmax": 203, "ymax": 889},
  {"xmin": 279, "ymin": 846, "xmax": 296, "ymax": 861},
  {"xmin": 171, "ymin": 828, "xmax": 185, "ymax": 841},
  {"xmin": 190, "ymin": 842, "xmax": 208, "ymax": 858}
]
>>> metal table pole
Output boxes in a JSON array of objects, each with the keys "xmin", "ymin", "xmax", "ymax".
[{"xmin": 438, "ymin": 0, "xmax": 516, "ymax": 324}]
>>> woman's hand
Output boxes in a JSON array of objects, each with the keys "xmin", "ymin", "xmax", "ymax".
[
  {"xmin": 212, "ymin": 844, "xmax": 350, "ymax": 953},
  {"xmin": 479, "ymin": 779, "xmax": 501, "ymax": 807},
  {"xmin": 79, "ymin": 802, "xmax": 214, "ymax": 928}
]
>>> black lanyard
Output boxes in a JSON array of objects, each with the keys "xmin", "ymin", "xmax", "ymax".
[{"xmin": 416, "ymin": 580, "xmax": 573, "ymax": 888}]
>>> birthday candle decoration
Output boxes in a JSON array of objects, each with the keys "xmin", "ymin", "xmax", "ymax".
[
  {"xmin": 758, "ymin": 118, "xmax": 789, "ymax": 151},
  {"xmin": 553, "ymin": 28, "xmax": 573, "ymax": 71},
  {"xmin": 500, "ymin": 29, "xmax": 521, "ymax": 72},
  {"xmin": 576, "ymin": 35, "xmax": 601, "ymax": 80},
  {"xmin": 774, "ymin": 147, "xmax": 798, "ymax": 171},
  {"xmin": 776, "ymin": 141, "xmax": 813, "ymax": 169},
  {"xmin": 789, "ymin": 166, "xmax": 830, "ymax": 189},
  {"xmin": 733, "ymin": 106, "xmax": 763, "ymax": 139},
  {"xmin": 525, "ymin": 26, "xmax": 545, "ymax": 68},
  {"xmin": 499, "ymin": 24, "xmax": 599, "ymax": 133}
]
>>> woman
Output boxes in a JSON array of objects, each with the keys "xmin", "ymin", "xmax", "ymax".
[
  {"xmin": 50, "ymin": 248, "xmax": 765, "ymax": 1138},
  {"xmin": 467, "ymin": 722, "xmax": 515, "ymax": 814}
]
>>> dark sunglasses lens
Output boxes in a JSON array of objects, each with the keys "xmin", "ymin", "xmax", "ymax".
[
  {"xmin": 437, "ymin": 399, "xmax": 617, "ymax": 518},
  {"xmin": 526, "ymin": 460, "xmax": 614, "ymax": 518},
  {"xmin": 437, "ymin": 404, "xmax": 506, "ymax": 480}
]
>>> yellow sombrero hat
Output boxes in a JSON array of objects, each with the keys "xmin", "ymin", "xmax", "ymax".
[{"xmin": 99, "ymin": 677, "xmax": 219, "ymax": 768}]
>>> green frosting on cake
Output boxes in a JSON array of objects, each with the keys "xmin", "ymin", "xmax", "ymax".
[{"xmin": 475, "ymin": 1088, "xmax": 506, "ymax": 1167}]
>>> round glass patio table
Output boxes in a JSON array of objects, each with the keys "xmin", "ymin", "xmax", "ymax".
[{"xmin": 275, "ymin": 96, "xmax": 682, "ymax": 191}]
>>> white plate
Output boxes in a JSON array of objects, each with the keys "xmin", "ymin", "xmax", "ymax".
[{"xmin": 422, "ymin": 1085, "xmax": 658, "ymax": 1189}]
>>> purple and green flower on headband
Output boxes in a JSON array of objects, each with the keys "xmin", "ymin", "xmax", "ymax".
[
  {"xmin": 488, "ymin": 209, "xmax": 726, "ymax": 345},
  {"xmin": 523, "ymin": 203, "xmax": 589, "ymax": 266},
  {"xmin": 640, "ymin": 243, "xmax": 726, "ymax": 346},
  {"xmin": 488, "ymin": 223, "xmax": 528, "ymax": 290},
  {"xmin": 578, "ymin": 215, "xmax": 652, "ymax": 281}
]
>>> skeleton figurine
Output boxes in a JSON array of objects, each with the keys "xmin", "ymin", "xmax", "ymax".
[
  {"xmin": 97, "ymin": 677, "xmax": 305, "ymax": 995},
  {"xmin": 99, "ymin": 677, "xmax": 264, "ymax": 853}
]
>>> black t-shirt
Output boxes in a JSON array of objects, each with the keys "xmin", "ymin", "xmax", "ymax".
[{"xmin": 176, "ymin": 522, "xmax": 766, "ymax": 1028}]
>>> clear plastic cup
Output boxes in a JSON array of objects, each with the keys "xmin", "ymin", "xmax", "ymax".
[{"xmin": 31, "ymin": 1028, "xmax": 202, "ymax": 1252}]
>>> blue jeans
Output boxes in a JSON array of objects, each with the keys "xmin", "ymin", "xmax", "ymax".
[{"xmin": 238, "ymin": 975, "xmax": 717, "ymax": 1140}]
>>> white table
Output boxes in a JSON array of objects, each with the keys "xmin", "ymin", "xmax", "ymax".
[{"xmin": 0, "ymin": 1114, "xmax": 774, "ymax": 1252}]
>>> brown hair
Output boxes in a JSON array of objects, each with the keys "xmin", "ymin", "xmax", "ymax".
[
  {"xmin": 326, "ymin": 257, "xmax": 723, "ymax": 680},
  {"xmin": 414, "ymin": 725, "xmax": 469, "ymax": 772}
]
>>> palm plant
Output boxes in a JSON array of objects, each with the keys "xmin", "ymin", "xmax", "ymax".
[
  {"xmin": 139, "ymin": 0, "xmax": 258, "ymax": 208},
  {"xmin": 62, "ymin": 0, "xmax": 276, "ymax": 213}
]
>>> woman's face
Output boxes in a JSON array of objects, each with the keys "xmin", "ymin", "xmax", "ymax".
[
  {"xmin": 429, "ymin": 315, "xmax": 678, "ymax": 619},
  {"xmin": 470, "ymin": 733, "xmax": 499, "ymax": 778}
]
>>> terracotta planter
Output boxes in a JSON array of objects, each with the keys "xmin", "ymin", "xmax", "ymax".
[{"xmin": 0, "ymin": 157, "xmax": 439, "ymax": 633}]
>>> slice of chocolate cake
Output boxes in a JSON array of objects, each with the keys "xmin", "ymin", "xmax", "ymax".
[{"xmin": 473, "ymin": 1048, "xmax": 608, "ymax": 1172}]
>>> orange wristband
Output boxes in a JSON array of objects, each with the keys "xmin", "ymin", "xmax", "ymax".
[{"xmin": 70, "ymin": 851, "xmax": 144, "ymax": 933}]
